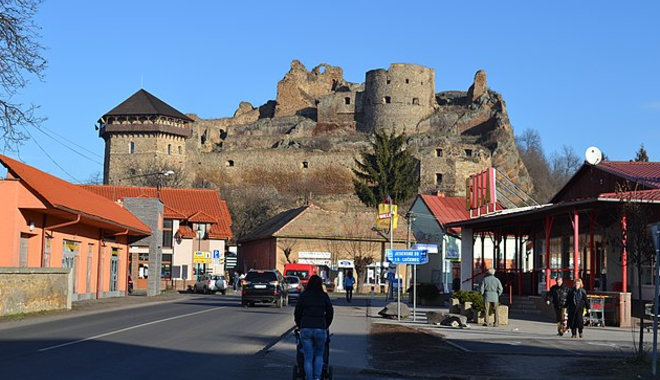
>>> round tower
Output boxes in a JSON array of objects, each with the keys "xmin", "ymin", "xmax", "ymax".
[
  {"xmin": 360, "ymin": 64, "xmax": 435, "ymax": 134},
  {"xmin": 99, "ymin": 89, "xmax": 193, "ymax": 185}
]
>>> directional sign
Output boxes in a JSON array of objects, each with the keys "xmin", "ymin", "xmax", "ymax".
[
  {"xmin": 386, "ymin": 249, "xmax": 429, "ymax": 265},
  {"xmin": 193, "ymin": 251, "xmax": 212, "ymax": 264}
]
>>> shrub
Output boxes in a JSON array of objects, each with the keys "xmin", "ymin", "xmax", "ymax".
[{"xmin": 451, "ymin": 290, "xmax": 485, "ymax": 313}]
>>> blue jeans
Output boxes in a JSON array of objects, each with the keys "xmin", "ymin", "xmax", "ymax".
[{"xmin": 301, "ymin": 328, "xmax": 326, "ymax": 380}]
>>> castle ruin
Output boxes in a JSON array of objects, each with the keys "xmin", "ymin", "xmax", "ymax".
[{"xmin": 100, "ymin": 61, "xmax": 533, "ymax": 208}]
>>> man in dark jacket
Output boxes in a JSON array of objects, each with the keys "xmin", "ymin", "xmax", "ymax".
[
  {"xmin": 294, "ymin": 275, "xmax": 334, "ymax": 380},
  {"xmin": 545, "ymin": 276, "xmax": 569, "ymax": 336}
]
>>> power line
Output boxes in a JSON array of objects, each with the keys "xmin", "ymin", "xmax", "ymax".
[
  {"xmin": 21, "ymin": 125, "xmax": 81, "ymax": 183},
  {"xmin": 32, "ymin": 123, "xmax": 103, "ymax": 159},
  {"xmin": 28, "ymin": 124, "xmax": 103, "ymax": 165}
]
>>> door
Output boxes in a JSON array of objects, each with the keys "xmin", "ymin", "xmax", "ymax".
[
  {"xmin": 110, "ymin": 251, "xmax": 119, "ymax": 292},
  {"xmin": 62, "ymin": 240, "xmax": 80, "ymax": 294}
]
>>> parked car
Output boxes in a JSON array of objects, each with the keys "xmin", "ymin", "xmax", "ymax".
[
  {"xmin": 194, "ymin": 275, "xmax": 227, "ymax": 295},
  {"xmin": 285, "ymin": 275, "xmax": 303, "ymax": 302},
  {"xmin": 241, "ymin": 269, "xmax": 288, "ymax": 308}
]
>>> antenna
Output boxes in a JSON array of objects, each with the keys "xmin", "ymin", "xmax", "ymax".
[{"xmin": 585, "ymin": 146, "xmax": 603, "ymax": 165}]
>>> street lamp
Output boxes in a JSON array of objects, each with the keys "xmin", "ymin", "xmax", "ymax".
[{"xmin": 196, "ymin": 224, "xmax": 204, "ymax": 281}]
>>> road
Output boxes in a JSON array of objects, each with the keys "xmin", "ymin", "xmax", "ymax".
[
  {"xmin": 0, "ymin": 294, "xmax": 297, "ymax": 379},
  {"xmin": 0, "ymin": 294, "xmax": 388, "ymax": 380}
]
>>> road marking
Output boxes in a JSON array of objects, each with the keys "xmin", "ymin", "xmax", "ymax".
[{"xmin": 38, "ymin": 306, "xmax": 225, "ymax": 352}]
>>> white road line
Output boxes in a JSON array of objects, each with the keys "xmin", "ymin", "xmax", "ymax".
[{"xmin": 38, "ymin": 306, "xmax": 225, "ymax": 352}]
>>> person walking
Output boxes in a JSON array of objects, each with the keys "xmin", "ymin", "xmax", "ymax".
[
  {"xmin": 294, "ymin": 275, "xmax": 334, "ymax": 380},
  {"xmin": 566, "ymin": 278, "xmax": 591, "ymax": 338},
  {"xmin": 545, "ymin": 276, "xmax": 569, "ymax": 336},
  {"xmin": 344, "ymin": 271, "xmax": 355, "ymax": 303},
  {"xmin": 480, "ymin": 268, "xmax": 503, "ymax": 327}
]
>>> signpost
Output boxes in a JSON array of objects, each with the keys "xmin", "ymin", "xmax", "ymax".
[{"xmin": 386, "ymin": 249, "xmax": 429, "ymax": 320}]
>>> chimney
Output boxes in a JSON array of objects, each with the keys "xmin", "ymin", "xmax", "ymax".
[{"xmin": 436, "ymin": 191, "xmax": 445, "ymax": 198}]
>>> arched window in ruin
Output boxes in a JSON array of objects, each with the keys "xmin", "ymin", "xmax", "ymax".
[
  {"xmin": 345, "ymin": 97, "xmax": 351, "ymax": 105},
  {"xmin": 386, "ymin": 78, "xmax": 391, "ymax": 84},
  {"xmin": 412, "ymin": 98, "xmax": 419, "ymax": 105},
  {"xmin": 384, "ymin": 96, "xmax": 391, "ymax": 104},
  {"xmin": 167, "ymin": 144, "xmax": 172, "ymax": 155},
  {"xmin": 301, "ymin": 161, "xmax": 309, "ymax": 169},
  {"xmin": 435, "ymin": 148, "xmax": 443, "ymax": 157},
  {"xmin": 129, "ymin": 141, "xmax": 135, "ymax": 154},
  {"xmin": 465, "ymin": 149, "xmax": 473, "ymax": 157},
  {"xmin": 405, "ymin": 79, "xmax": 410, "ymax": 84},
  {"xmin": 226, "ymin": 160, "xmax": 234, "ymax": 167}
]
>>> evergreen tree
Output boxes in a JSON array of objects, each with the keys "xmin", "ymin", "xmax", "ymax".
[
  {"xmin": 352, "ymin": 130, "xmax": 420, "ymax": 207},
  {"xmin": 634, "ymin": 144, "xmax": 649, "ymax": 162}
]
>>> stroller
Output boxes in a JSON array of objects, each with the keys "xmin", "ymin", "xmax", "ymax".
[{"xmin": 292, "ymin": 328, "xmax": 333, "ymax": 380}]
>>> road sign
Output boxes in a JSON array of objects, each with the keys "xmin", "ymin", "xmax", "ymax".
[
  {"xmin": 213, "ymin": 249, "xmax": 220, "ymax": 259},
  {"xmin": 385, "ymin": 249, "xmax": 429, "ymax": 265},
  {"xmin": 193, "ymin": 251, "xmax": 211, "ymax": 264}
]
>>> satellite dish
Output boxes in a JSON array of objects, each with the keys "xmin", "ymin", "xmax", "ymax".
[{"xmin": 585, "ymin": 146, "xmax": 602, "ymax": 165}]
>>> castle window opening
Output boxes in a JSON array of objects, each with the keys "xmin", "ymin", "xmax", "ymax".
[
  {"xmin": 405, "ymin": 79, "xmax": 409, "ymax": 84},
  {"xmin": 129, "ymin": 141, "xmax": 135, "ymax": 154},
  {"xmin": 435, "ymin": 173, "xmax": 443, "ymax": 185},
  {"xmin": 465, "ymin": 149, "xmax": 473, "ymax": 157},
  {"xmin": 435, "ymin": 148, "xmax": 443, "ymax": 157},
  {"xmin": 384, "ymin": 96, "xmax": 391, "ymax": 104},
  {"xmin": 412, "ymin": 98, "xmax": 419, "ymax": 105},
  {"xmin": 226, "ymin": 160, "xmax": 234, "ymax": 168},
  {"xmin": 345, "ymin": 97, "xmax": 351, "ymax": 105},
  {"xmin": 178, "ymin": 146, "xmax": 182, "ymax": 154},
  {"xmin": 167, "ymin": 144, "xmax": 172, "ymax": 155},
  {"xmin": 301, "ymin": 161, "xmax": 309, "ymax": 169},
  {"xmin": 386, "ymin": 78, "xmax": 391, "ymax": 84}
]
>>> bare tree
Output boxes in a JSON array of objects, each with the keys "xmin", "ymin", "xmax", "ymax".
[
  {"xmin": 0, "ymin": 0, "xmax": 47, "ymax": 150},
  {"xmin": 550, "ymin": 145, "xmax": 581, "ymax": 191},
  {"xmin": 340, "ymin": 217, "xmax": 378, "ymax": 291},
  {"xmin": 84, "ymin": 171, "xmax": 103, "ymax": 185},
  {"xmin": 119, "ymin": 157, "xmax": 186, "ymax": 188},
  {"xmin": 278, "ymin": 238, "xmax": 298, "ymax": 266},
  {"xmin": 516, "ymin": 129, "xmax": 554, "ymax": 202}
]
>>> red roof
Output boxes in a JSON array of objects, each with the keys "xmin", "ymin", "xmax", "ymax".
[
  {"xmin": 598, "ymin": 161, "xmax": 660, "ymax": 188},
  {"xmin": 599, "ymin": 189, "xmax": 660, "ymax": 203},
  {"xmin": 81, "ymin": 185, "xmax": 232, "ymax": 239},
  {"xmin": 419, "ymin": 195, "xmax": 471, "ymax": 232},
  {"xmin": 176, "ymin": 225, "xmax": 196, "ymax": 238},
  {"xmin": 0, "ymin": 155, "xmax": 150, "ymax": 235}
]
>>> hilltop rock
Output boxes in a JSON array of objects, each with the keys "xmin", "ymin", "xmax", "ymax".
[{"xmin": 467, "ymin": 70, "xmax": 487, "ymax": 102}]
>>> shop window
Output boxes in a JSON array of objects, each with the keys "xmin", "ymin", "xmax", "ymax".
[
  {"xmin": 435, "ymin": 148, "xmax": 443, "ymax": 157},
  {"xmin": 345, "ymin": 97, "xmax": 351, "ymax": 105},
  {"xmin": 465, "ymin": 149, "xmax": 473, "ymax": 157},
  {"xmin": 435, "ymin": 173, "xmax": 443, "ymax": 185},
  {"xmin": 384, "ymin": 96, "xmax": 391, "ymax": 104},
  {"xmin": 129, "ymin": 141, "xmax": 135, "ymax": 154},
  {"xmin": 412, "ymin": 98, "xmax": 419, "ymax": 105}
]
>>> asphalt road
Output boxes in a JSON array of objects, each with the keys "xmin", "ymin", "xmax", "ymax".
[{"xmin": 0, "ymin": 294, "xmax": 296, "ymax": 379}]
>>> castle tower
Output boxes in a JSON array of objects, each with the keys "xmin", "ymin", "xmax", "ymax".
[
  {"xmin": 360, "ymin": 64, "xmax": 435, "ymax": 134},
  {"xmin": 99, "ymin": 89, "xmax": 193, "ymax": 184}
]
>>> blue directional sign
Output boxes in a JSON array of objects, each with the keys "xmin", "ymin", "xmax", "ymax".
[{"xmin": 385, "ymin": 249, "xmax": 429, "ymax": 265}]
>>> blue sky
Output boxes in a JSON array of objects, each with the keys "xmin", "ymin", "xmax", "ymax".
[{"xmin": 5, "ymin": 1, "xmax": 660, "ymax": 182}]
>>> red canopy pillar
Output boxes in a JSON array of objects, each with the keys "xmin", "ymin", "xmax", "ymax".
[
  {"xmin": 544, "ymin": 216, "xmax": 554, "ymax": 291},
  {"xmin": 622, "ymin": 213, "xmax": 628, "ymax": 293},
  {"xmin": 589, "ymin": 211, "xmax": 596, "ymax": 290},
  {"xmin": 573, "ymin": 210, "xmax": 579, "ymax": 281}
]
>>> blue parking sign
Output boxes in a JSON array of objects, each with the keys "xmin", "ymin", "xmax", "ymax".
[{"xmin": 213, "ymin": 250, "xmax": 220, "ymax": 259}]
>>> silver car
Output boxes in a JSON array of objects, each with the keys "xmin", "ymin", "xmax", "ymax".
[
  {"xmin": 194, "ymin": 275, "xmax": 227, "ymax": 295},
  {"xmin": 285, "ymin": 275, "xmax": 303, "ymax": 302}
]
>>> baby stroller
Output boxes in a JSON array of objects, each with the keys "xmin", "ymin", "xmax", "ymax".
[{"xmin": 292, "ymin": 328, "xmax": 333, "ymax": 380}]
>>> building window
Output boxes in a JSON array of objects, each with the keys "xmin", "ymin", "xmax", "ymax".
[
  {"xmin": 465, "ymin": 149, "xmax": 473, "ymax": 157},
  {"xmin": 435, "ymin": 173, "xmax": 443, "ymax": 185},
  {"xmin": 384, "ymin": 96, "xmax": 391, "ymax": 104},
  {"xmin": 167, "ymin": 144, "xmax": 172, "ymax": 155},
  {"xmin": 412, "ymin": 98, "xmax": 419, "ymax": 105},
  {"xmin": 435, "ymin": 148, "xmax": 443, "ymax": 157},
  {"xmin": 162, "ymin": 219, "xmax": 173, "ymax": 248},
  {"xmin": 405, "ymin": 78, "xmax": 410, "ymax": 84},
  {"xmin": 344, "ymin": 97, "xmax": 351, "ymax": 105},
  {"xmin": 301, "ymin": 161, "xmax": 309, "ymax": 169},
  {"xmin": 226, "ymin": 160, "xmax": 234, "ymax": 167},
  {"xmin": 44, "ymin": 237, "xmax": 52, "ymax": 267},
  {"xmin": 178, "ymin": 146, "xmax": 182, "ymax": 154},
  {"xmin": 87, "ymin": 244, "xmax": 93, "ymax": 293},
  {"xmin": 129, "ymin": 141, "xmax": 135, "ymax": 154},
  {"xmin": 386, "ymin": 78, "xmax": 391, "ymax": 84}
]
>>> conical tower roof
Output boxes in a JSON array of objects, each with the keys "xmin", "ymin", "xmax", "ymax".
[{"xmin": 101, "ymin": 89, "xmax": 193, "ymax": 122}]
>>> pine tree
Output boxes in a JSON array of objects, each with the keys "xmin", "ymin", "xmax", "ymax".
[
  {"xmin": 352, "ymin": 130, "xmax": 420, "ymax": 207},
  {"xmin": 634, "ymin": 144, "xmax": 649, "ymax": 162}
]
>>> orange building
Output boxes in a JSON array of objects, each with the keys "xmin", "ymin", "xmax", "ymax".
[{"xmin": 0, "ymin": 155, "xmax": 150, "ymax": 300}]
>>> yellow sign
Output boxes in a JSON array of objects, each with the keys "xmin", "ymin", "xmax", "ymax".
[
  {"xmin": 376, "ymin": 203, "xmax": 398, "ymax": 230},
  {"xmin": 193, "ymin": 251, "xmax": 212, "ymax": 264}
]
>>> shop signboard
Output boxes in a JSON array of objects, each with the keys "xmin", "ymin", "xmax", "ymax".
[{"xmin": 337, "ymin": 259, "xmax": 354, "ymax": 268}]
